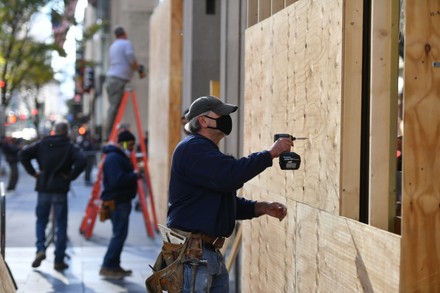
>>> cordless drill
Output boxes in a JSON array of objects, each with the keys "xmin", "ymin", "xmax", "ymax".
[
  {"xmin": 138, "ymin": 64, "xmax": 146, "ymax": 79},
  {"xmin": 274, "ymin": 134, "xmax": 307, "ymax": 170}
]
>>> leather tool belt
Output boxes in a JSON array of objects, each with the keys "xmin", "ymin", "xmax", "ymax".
[
  {"xmin": 197, "ymin": 234, "xmax": 225, "ymax": 250},
  {"xmin": 99, "ymin": 200, "xmax": 115, "ymax": 222},
  {"xmin": 170, "ymin": 228, "xmax": 226, "ymax": 250}
]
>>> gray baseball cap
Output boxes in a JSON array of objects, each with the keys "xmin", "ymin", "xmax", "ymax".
[{"xmin": 185, "ymin": 96, "xmax": 238, "ymax": 121}]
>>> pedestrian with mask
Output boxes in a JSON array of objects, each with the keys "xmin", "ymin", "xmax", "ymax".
[
  {"xmin": 19, "ymin": 121, "xmax": 86, "ymax": 270},
  {"xmin": 164, "ymin": 95, "xmax": 291, "ymax": 292},
  {"xmin": 99, "ymin": 129, "xmax": 140, "ymax": 279}
]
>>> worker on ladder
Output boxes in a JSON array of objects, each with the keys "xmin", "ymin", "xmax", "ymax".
[{"xmin": 105, "ymin": 26, "xmax": 145, "ymax": 139}]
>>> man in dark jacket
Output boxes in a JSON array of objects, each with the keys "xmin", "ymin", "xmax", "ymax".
[
  {"xmin": 167, "ymin": 96, "xmax": 292, "ymax": 292},
  {"xmin": 99, "ymin": 129, "xmax": 139, "ymax": 279},
  {"xmin": 19, "ymin": 121, "xmax": 86, "ymax": 270}
]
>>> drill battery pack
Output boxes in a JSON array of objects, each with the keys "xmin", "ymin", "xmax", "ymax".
[{"xmin": 279, "ymin": 152, "xmax": 301, "ymax": 170}]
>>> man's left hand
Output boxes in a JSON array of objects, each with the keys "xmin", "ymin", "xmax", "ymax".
[
  {"xmin": 265, "ymin": 202, "xmax": 287, "ymax": 221},
  {"xmin": 256, "ymin": 201, "xmax": 287, "ymax": 221}
]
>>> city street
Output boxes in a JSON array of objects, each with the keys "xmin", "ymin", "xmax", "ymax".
[{"xmin": 1, "ymin": 162, "xmax": 162, "ymax": 293}]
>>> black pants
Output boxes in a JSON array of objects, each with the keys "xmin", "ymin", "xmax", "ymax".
[
  {"xmin": 84, "ymin": 155, "xmax": 95, "ymax": 183},
  {"xmin": 7, "ymin": 162, "xmax": 18, "ymax": 191}
]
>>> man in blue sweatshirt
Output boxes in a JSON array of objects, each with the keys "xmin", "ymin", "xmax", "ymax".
[
  {"xmin": 99, "ymin": 129, "xmax": 140, "ymax": 279},
  {"xmin": 167, "ymin": 96, "xmax": 292, "ymax": 292}
]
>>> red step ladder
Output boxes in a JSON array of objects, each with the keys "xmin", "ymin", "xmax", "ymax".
[{"xmin": 79, "ymin": 88, "xmax": 158, "ymax": 239}]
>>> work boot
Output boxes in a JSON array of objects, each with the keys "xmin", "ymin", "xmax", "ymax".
[
  {"xmin": 54, "ymin": 261, "xmax": 69, "ymax": 271},
  {"xmin": 99, "ymin": 267, "xmax": 132, "ymax": 279},
  {"xmin": 31, "ymin": 251, "xmax": 46, "ymax": 268},
  {"xmin": 117, "ymin": 267, "xmax": 132, "ymax": 275}
]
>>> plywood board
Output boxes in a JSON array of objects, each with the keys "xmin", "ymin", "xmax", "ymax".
[
  {"xmin": 0, "ymin": 255, "xmax": 15, "ymax": 293},
  {"xmin": 303, "ymin": 208, "xmax": 400, "ymax": 292},
  {"xmin": 241, "ymin": 190, "xmax": 297, "ymax": 293},
  {"xmin": 244, "ymin": 0, "xmax": 342, "ymax": 215},
  {"xmin": 242, "ymin": 0, "xmax": 402, "ymax": 291},
  {"xmin": 401, "ymin": 0, "xmax": 440, "ymax": 291},
  {"xmin": 242, "ymin": 200, "xmax": 400, "ymax": 293},
  {"xmin": 148, "ymin": 0, "xmax": 182, "ymax": 223}
]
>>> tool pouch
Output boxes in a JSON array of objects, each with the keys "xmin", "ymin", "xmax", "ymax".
[
  {"xmin": 99, "ymin": 200, "xmax": 115, "ymax": 222},
  {"xmin": 145, "ymin": 237, "xmax": 190, "ymax": 293},
  {"xmin": 185, "ymin": 234, "xmax": 203, "ymax": 259}
]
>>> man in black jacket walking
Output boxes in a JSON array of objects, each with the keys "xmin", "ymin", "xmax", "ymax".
[{"xmin": 19, "ymin": 122, "xmax": 86, "ymax": 270}]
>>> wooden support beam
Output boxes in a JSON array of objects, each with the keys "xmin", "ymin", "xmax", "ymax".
[
  {"xmin": 285, "ymin": 0, "xmax": 298, "ymax": 6},
  {"xmin": 209, "ymin": 80, "xmax": 220, "ymax": 97},
  {"xmin": 368, "ymin": 0, "xmax": 399, "ymax": 231},
  {"xmin": 149, "ymin": 0, "xmax": 183, "ymax": 223},
  {"xmin": 401, "ymin": 0, "xmax": 440, "ymax": 291},
  {"xmin": 271, "ymin": 0, "xmax": 285, "ymax": 15},
  {"xmin": 258, "ymin": 0, "xmax": 271, "ymax": 22},
  {"xmin": 247, "ymin": 0, "xmax": 259, "ymax": 27},
  {"xmin": 226, "ymin": 224, "xmax": 243, "ymax": 272},
  {"xmin": 340, "ymin": 0, "xmax": 364, "ymax": 220}
]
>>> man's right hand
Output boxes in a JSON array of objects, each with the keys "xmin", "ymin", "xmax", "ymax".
[
  {"xmin": 138, "ymin": 64, "xmax": 146, "ymax": 79},
  {"xmin": 135, "ymin": 171, "xmax": 143, "ymax": 179},
  {"xmin": 268, "ymin": 138, "xmax": 293, "ymax": 158}
]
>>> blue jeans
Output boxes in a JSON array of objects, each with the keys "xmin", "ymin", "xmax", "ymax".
[
  {"xmin": 183, "ymin": 247, "xmax": 229, "ymax": 293},
  {"xmin": 36, "ymin": 192, "xmax": 68, "ymax": 263},
  {"xmin": 102, "ymin": 201, "xmax": 132, "ymax": 269}
]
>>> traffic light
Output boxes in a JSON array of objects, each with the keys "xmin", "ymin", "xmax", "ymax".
[
  {"xmin": 78, "ymin": 126, "xmax": 87, "ymax": 135},
  {"xmin": 7, "ymin": 114, "xmax": 17, "ymax": 124},
  {"xmin": 0, "ymin": 80, "xmax": 5, "ymax": 88}
]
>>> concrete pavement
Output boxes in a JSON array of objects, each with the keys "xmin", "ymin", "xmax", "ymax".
[{"xmin": 2, "ymin": 162, "xmax": 162, "ymax": 293}]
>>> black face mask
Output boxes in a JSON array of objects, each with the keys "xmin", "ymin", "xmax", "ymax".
[{"xmin": 204, "ymin": 115, "xmax": 233, "ymax": 135}]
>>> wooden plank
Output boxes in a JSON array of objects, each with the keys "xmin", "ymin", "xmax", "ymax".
[
  {"xmin": 169, "ymin": 0, "xmax": 183, "ymax": 159},
  {"xmin": 209, "ymin": 80, "xmax": 220, "ymax": 97},
  {"xmin": 285, "ymin": 0, "xmax": 298, "ymax": 7},
  {"xmin": 258, "ymin": 0, "xmax": 272, "ymax": 22},
  {"xmin": 340, "ymin": 0, "xmax": 363, "ymax": 220},
  {"xmin": 401, "ymin": 0, "xmax": 440, "ymax": 291},
  {"xmin": 271, "ymin": 0, "xmax": 285, "ymax": 15},
  {"xmin": 368, "ymin": 0, "xmax": 399, "ymax": 231},
  {"xmin": 226, "ymin": 224, "xmax": 242, "ymax": 272},
  {"xmin": 247, "ymin": 0, "xmax": 259, "ymax": 27}
]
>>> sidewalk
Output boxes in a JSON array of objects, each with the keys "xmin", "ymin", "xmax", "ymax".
[{"xmin": 2, "ymin": 163, "xmax": 162, "ymax": 293}]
